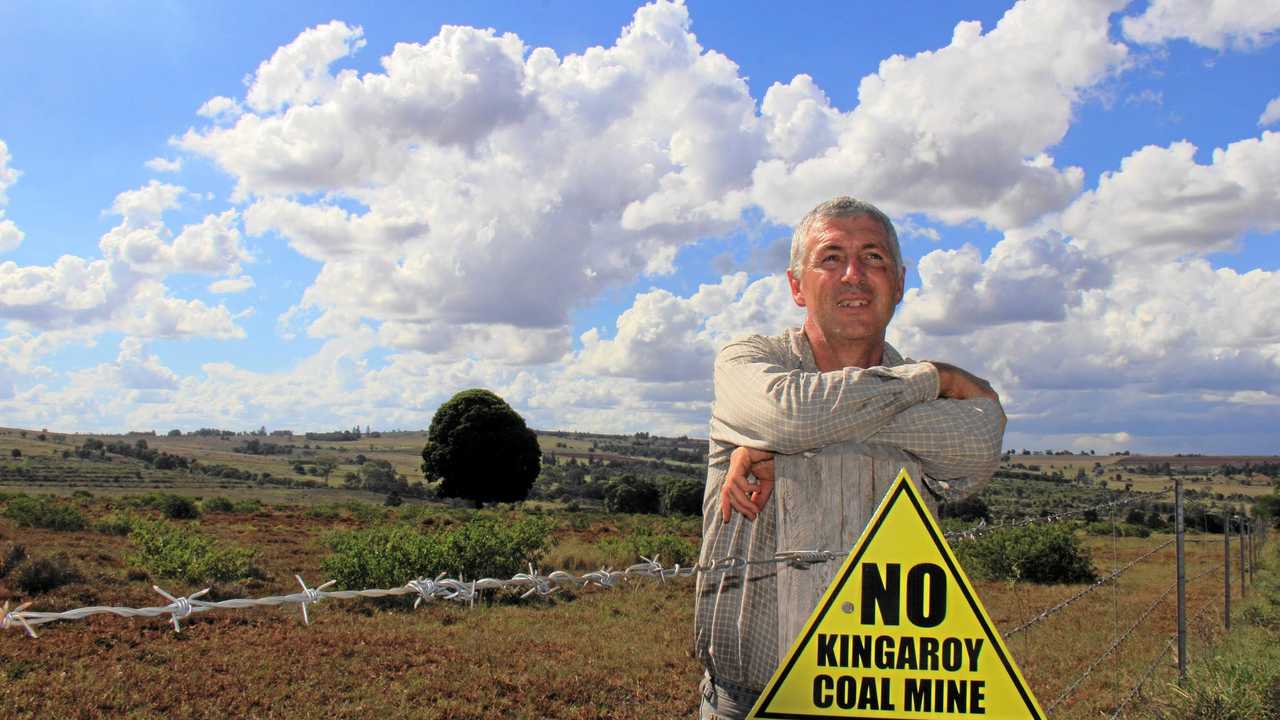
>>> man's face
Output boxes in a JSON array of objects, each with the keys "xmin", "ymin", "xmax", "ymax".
[{"xmin": 787, "ymin": 214, "xmax": 905, "ymax": 346}]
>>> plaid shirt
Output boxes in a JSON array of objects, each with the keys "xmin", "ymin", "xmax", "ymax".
[{"xmin": 694, "ymin": 328, "xmax": 1005, "ymax": 691}]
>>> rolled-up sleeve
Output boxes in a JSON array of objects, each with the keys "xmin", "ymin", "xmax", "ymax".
[{"xmin": 711, "ymin": 335, "xmax": 940, "ymax": 455}]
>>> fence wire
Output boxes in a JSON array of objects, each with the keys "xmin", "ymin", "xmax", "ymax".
[
  {"xmin": 1004, "ymin": 536, "xmax": 1175, "ymax": 639},
  {"xmin": 943, "ymin": 487, "xmax": 1171, "ymax": 542},
  {"xmin": 4, "ymin": 488, "xmax": 1172, "ymax": 637}
]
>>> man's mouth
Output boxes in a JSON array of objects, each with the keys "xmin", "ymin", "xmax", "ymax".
[{"xmin": 836, "ymin": 299, "xmax": 870, "ymax": 308}]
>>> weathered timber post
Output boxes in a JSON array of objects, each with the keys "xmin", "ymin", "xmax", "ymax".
[
  {"xmin": 1175, "ymin": 477, "xmax": 1186, "ymax": 680},
  {"xmin": 1224, "ymin": 513, "xmax": 1231, "ymax": 630},
  {"xmin": 772, "ymin": 441, "xmax": 929, "ymax": 659},
  {"xmin": 1240, "ymin": 516, "xmax": 1247, "ymax": 597}
]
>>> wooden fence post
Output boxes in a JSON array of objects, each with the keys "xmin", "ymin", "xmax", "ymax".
[{"xmin": 772, "ymin": 441, "xmax": 931, "ymax": 660}]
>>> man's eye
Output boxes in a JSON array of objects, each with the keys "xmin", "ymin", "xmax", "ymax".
[
  {"xmin": 863, "ymin": 252, "xmax": 885, "ymax": 264},
  {"xmin": 821, "ymin": 254, "xmax": 841, "ymax": 264}
]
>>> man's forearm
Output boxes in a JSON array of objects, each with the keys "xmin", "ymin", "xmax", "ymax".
[
  {"xmin": 712, "ymin": 339, "xmax": 939, "ymax": 455},
  {"xmin": 866, "ymin": 397, "xmax": 1006, "ymax": 493}
]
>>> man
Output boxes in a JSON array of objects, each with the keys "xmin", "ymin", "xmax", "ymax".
[{"xmin": 694, "ymin": 197, "xmax": 1006, "ymax": 719}]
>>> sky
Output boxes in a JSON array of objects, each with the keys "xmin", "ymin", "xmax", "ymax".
[{"xmin": 0, "ymin": 0, "xmax": 1278, "ymax": 454}]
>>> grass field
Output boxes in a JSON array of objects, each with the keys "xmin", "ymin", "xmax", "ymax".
[
  {"xmin": 0, "ymin": 428, "xmax": 1274, "ymax": 717},
  {"xmin": 0, "ymin": 490, "xmax": 1265, "ymax": 719}
]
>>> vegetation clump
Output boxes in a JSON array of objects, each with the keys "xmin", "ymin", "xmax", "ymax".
[
  {"xmin": 13, "ymin": 553, "xmax": 83, "ymax": 595},
  {"xmin": 128, "ymin": 519, "xmax": 257, "ymax": 583},
  {"xmin": 322, "ymin": 515, "xmax": 552, "ymax": 591},
  {"xmin": 421, "ymin": 389, "xmax": 541, "ymax": 508},
  {"xmin": 954, "ymin": 523, "xmax": 1096, "ymax": 584},
  {"xmin": 2, "ymin": 495, "xmax": 86, "ymax": 531}
]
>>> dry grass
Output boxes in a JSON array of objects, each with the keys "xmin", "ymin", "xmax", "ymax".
[{"xmin": 0, "ymin": 496, "xmax": 1260, "ymax": 719}]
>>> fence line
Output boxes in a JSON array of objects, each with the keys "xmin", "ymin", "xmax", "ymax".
[
  {"xmin": 1003, "ymin": 536, "xmax": 1175, "ymax": 639},
  {"xmin": 1, "ymin": 482, "xmax": 1269, "ymax": 720}
]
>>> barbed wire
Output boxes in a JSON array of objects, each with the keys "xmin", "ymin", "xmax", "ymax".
[
  {"xmin": 5, "ymin": 550, "xmax": 872, "ymax": 637},
  {"xmin": 1004, "ymin": 537, "xmax": 1175, "ymax": 639},
  {"xmin": 1109, "ymin": 578, "xmax": 1228, "ymax": 719},
  {"xmin": 1048, "ymin": 561, "xmax": 1224, "ymax": 714},
  {"xmin": 943, "ymin": 487, "xmax": 1171, "ymax": 541}
]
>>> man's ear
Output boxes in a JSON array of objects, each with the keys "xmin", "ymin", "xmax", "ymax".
[
  {"xmin": 787, "ymin": 270, "xmax": 806, "ymax": 308},
  {"xmin": 893, "ymin": 265, "xmax": 905, "ymax": 305}
]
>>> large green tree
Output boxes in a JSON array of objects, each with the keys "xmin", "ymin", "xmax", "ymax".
[{"xmin": 421, "ymin": 389, "xmax": 541, "ymax": 507}]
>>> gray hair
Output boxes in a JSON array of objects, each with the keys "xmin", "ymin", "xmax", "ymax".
[{"xmin": 788, "ymin": 197, "xmax": 902, "ymax": 277}]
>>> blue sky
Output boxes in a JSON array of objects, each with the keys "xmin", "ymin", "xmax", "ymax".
[{"xmin": 0, "ymin": 0, "xmax": 1278, "ymax": 453}]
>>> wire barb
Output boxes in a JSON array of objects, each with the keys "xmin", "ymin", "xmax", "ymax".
[
  {"xmin": 2, "ymin": 600, "xmax": 37, "ymax": 638},
  {"xmin": 153, "ymin": 585, "xmax": 209, "ymax": 633}
]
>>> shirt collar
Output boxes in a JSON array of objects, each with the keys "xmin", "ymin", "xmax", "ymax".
[{"xmin": 788, "ymin": 326, "xmax": 905, "ymax": 370}]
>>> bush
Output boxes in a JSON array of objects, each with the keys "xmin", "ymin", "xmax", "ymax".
[
  {"xmin": 604, "ymin": 475, "xmax": 660, "ymax": 514},
  {"xmin": 940, "ymin": 495, "xmax": 991, "ymax": 523},
  {"xmin": 14, "ymin": 554, "xmax": 82, "ymax": 595},
  {"xmin": 93, "ymin": 510, "xmax": 138, "ymax": 536},
  {"xmin": 1083, "ymin": 521, "xmax": 1151, "ymax": 538},
  {"xmin": 660, "ymin": 477, "xmax": 703, "ymax": 516},
  {"xmin": 202, "ymin": 496, "xmax": 235, "ymax": 513},
  {"xmin": 597, "ymin": 528, "xmax": 698, "ymax": 566},
  {"xmin": 322, "ymin": 516, "xmax": 553, "ymax": 590},
  {"xmin": 232, "ymin": 498, "xmax": 262, "ymax": 514},
  {"xmin": 128, "ymin": 519, "xmax": 256, "ymax": 583},
  {"xmin": 955, "ymin": 524, "xmax": 1096, "ymax": 584},
  {"xmin": 1, "ymin": 543, "xmax": 27, "ymax": 577},
  {"xmin": 127, "ymin": 493, "xmax": 200, "ymax": 519},
  {"xmin": 2, "ymin": 495, "xmax": 86, "ymax": 531}
]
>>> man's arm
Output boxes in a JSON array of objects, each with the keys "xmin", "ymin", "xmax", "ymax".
[
  {"xmin": 711, "ymin": 335, "xmax": 939, "ymax": 455},
  {"xmin": 867, "ymin": 396, "xmax": 1006, "ymax": 491}
]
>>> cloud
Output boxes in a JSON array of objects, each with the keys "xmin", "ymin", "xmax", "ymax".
[
  {"xmin": 182, "ymin": 1, "xmax": 765, "ymax": 354},
  {"xmin": 898, "ymin": 232, "xmax": 1111, "ymax": 335},
  {"xmin": 1122, "ymin": 0, "xmax": 1280, "ymax": 50},
  {"xmin": 244, "ymin": 21, "xmax": 367, "ymax": 113},
  {"xmin": 115, "ymin": 337, "xmax": 179, "ymax": 390},
  {"xmin": 1261, "ymin": 97, "xmax": 1280, "ymax": 126},
  {"xmin": 196, "ymin": 96, "xmax": 243, "ymax": 123},
  {"xmin": 573, "ymin": 272, "xmax": 804, "ymax": 384},
  {"xmin": 145, "ymin": 156, "xmax": 183, "ymax": 173},
  {"xmin": 0, "ymin": 181, "xmax": 246, "ymax": 339},
  {"xmin": 109, "ymin": 180, "xmax": 184, "ymax": 227},
  {"xmin": 209, "ymin": 275, "xmax": 255, "ymax": 294},
  {"xmin": 748, "ymin": 0, "xmax": 1128, "ymax": 230},
  {"xmin": 0, "ymin": 139, "xmax": 24, "ymax": 253},
  {"xmin": 1062, "ymin": 133, "xmax": 1280, "ymax": 261}
]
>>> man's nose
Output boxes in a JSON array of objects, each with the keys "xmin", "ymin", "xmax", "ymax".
[{"xmin": 841, "ymin": 257, "xmax": 867, "ymax": 284}]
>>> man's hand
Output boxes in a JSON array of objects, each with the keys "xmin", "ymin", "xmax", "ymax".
[
  {"xmin": 720, "ymin": 446, "xmax": 776, "ymax": 522},
  {"xmin": 928, "ymin": 361, "xmax": 1000, "ymax": 403}
]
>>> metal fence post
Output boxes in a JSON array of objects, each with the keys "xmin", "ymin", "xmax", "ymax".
[
  {"xmin": 1239, "ymin": 516, "xmax": 1247, "ymax": 599},
  {"xmin": 1175, "ymin": 477, "xmax": 1187, "ymax": 680},
  {"xmin": 1224, "ymin": 512, "xmax": 1231, "ymax": 630}
]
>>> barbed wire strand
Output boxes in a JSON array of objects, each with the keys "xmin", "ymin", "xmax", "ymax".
[
  {"xmin": 943, "ymin": 488, "xmax": 1172, "ymax": 542},
  {"xmin": 1005, "ymin": 537, "xmax": 1175, "ymax": 639},
  {"xmin": 1046, "ymin": 575, "xmax": 1180, "ymax": 713},
  {"xmin": 1050, "ymin": 561, "xmax": 1225, "ymax": 714},
  {"xmin": 1109, "ymin": 587, "xmax": 1227, "ymax": 720}
]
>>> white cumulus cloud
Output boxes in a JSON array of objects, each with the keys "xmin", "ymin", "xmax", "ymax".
[{"xmin": 1122, "ymin": 0, "xmax": 1280, "ymax": 50}]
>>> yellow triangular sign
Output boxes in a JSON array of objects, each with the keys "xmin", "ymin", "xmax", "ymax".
[{"xmin": 749, "ymin": 469, "xmax": 1045, "ymax": 719}]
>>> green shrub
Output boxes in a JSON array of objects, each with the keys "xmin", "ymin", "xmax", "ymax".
[
  {"xmin": 660, "ymin": 477, "xmax": 703, "ymax": 516},
  {"xmin": 128, "ymin": 519, "xmax": 256, "ymax": 583},
  {"xmin": 954, "ymin": 524, "xmax": 1096, "ymax": 584},
  {"xmin": 93, "ymin": 510, "xmax": 138, "ymax": 536},
  {"xmin": 202, "ymin": 496, "xmax": 235, "ymax": 513},
  {"xmin": 341, "ymin": 501, "xmax": 384, "ymax": 524},
  {"xmin": 232, "ymin": 498, "xmax": 262, "ymax": 514},
  {"xmin": 14, "ymin": 554, "xmax": 82, "ymax": 595},
  {"xmin": 2, "ymin": 495, "xmax": 86, "ymax": 531},
  {"xmin": 1083, "ymin": 521, "xmax": 1151, "ymax": 538},
  {"xmin": 127, "ymin": 492, "xmax": 200, "ymax": 519},
  {"xmin": 322, "ymin": 516, "xmax": 553, "ymax": 590},
  {"xmin": 597, "ymin": 528, "xmax": 698, "ymax": 566},
  {"xmin": 604, "ymin": 475, "xmax": 660, "ymax": 514},
  {"xmin": 307, "ymin": 504, "xmax": 340, "ymax": 520}
]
